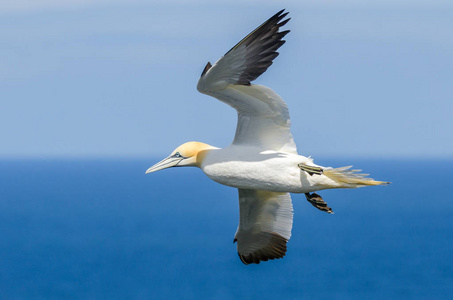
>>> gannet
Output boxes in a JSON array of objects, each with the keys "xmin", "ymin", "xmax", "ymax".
[{"xmin": 146, "ymin": 10, "xmax": 388, "ymax": 265}]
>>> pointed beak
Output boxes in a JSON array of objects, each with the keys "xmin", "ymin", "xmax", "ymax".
[{"xmin": 145, "ymin": 156, "xmax": 183, "ymax": 174}]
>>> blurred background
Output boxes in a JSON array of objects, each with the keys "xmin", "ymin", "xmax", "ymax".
[
  {"xmin": 1, "ymin": 1, "xmax": 452, "ymax": 299},
  {"xmin": 1, "ymin": 0, "xmax": 452, "ymax": 159}
]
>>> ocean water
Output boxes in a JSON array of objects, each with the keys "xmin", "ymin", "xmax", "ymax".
[{"xmin": 0, "ymin": 158, "xmax": 452, "ymax": 299}]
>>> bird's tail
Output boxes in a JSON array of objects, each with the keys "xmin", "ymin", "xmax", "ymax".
[{"xmin": 323, "ymin": 166, "xmax": 389, "ymax": 188}]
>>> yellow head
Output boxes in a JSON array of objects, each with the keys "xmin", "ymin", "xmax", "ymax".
[{"xmin": 145, "ymin": 141, "xmax": 216, "ymax": 174}]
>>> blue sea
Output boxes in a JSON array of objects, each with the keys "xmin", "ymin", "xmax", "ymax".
[{"xmin": 0, "ymin": 159, "xmax": 452, "ymax": 299}]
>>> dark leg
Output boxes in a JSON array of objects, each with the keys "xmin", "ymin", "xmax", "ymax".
[{"xmin": 305, "ymin": 192, "xmax": 333, "ymax": 214}]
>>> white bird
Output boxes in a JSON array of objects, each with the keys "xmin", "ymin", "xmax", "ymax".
[{"xmin": 146, "ymin": 10, "xmax": 388, "ymax": 265}]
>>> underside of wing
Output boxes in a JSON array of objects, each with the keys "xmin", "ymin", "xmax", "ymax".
[
  {"xmin": 234, "ymin": 189, "xmax": 293, "ymax": 265},
  {"xmin": 197, "ymin": 10, "xmax": 298, "ymax": 153},
  {"xmin": 227, "ymin": 84, "xmax": 297, "ymax": 153}
]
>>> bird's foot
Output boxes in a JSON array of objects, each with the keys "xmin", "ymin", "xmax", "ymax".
[
  {"xmin": 298, "ymin": 163, "xmax": 323, "ymax": 176},
  {"xmin": 305, "ymin": 193, "xmax": 333, "ymax": 214}
]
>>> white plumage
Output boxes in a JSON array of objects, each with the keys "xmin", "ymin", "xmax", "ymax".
[{"xmin": 146, "ymin": 10, "xmax": 387, "ymax": 264}]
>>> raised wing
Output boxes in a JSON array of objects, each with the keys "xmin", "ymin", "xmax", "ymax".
[
  {"xmin": 197, "ymin": 10, "xmax": 297, "ymax": 154},
  {"xmin": 198, "ymin": 9, "xmax": 289, "ymax": 88},
  {"xmin": 234, "ymin": 189, "xmax": 293, "ymax": 265}
]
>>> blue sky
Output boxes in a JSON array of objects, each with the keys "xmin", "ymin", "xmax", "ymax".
[{"xmin": 1, "ymin": 0, "xmax": 452, "ymax": 158}]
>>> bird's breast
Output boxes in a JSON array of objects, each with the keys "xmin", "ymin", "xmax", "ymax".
[{"xmin": 200, "ymin": 148, "xmax": 316, "ymax": 193}]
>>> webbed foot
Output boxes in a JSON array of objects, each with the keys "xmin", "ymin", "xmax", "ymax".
[{"xmin": 305, "ymin": 192, "xmax": 333, "ymax": 214}]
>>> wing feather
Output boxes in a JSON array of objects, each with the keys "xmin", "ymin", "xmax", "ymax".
[
  {"xmin": 234, "ymin": 189, "xmax": 294, "ymax": 265},
  {"xmin": 196, "ymin": 10, "xmax": 298, "ymax": 153},
  {"xmin": 197, "ymin": 9, "xmax": 290, "ymax": 90}
]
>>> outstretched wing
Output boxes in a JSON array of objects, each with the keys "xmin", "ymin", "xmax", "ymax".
[
  {"xmin": 197, "ymin": 10, "xmax": 297, "ymax": 154},
  {"xmin": 234, "ymin": 189, "xmax": 293, "ymax": 265}
]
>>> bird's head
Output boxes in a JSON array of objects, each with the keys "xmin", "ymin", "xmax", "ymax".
[{"xmin": 145, "ymin": 141, "xmax": 215, "ymax": 174}]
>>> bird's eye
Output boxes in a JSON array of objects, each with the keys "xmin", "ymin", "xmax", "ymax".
[{"xmin": 174, "ymin": 152, "xmax": 181, "ymax": 158}]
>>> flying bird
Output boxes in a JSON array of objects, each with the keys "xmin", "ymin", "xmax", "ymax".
[{"xmin": 146, "ymin": 10, "xmax": 388, "ymax": 265}]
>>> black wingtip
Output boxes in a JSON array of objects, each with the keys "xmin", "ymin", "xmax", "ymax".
[
  {"xmin": 238, "ymin": 253, "xmax": 252, "ymax": 265},
  {"xmin": 201, "ymin": 62, "xmax": 212, "ymax": 77},
  {"xmin": 280, "ymin": 12, "xmax": 289, "ymax": 19},
  {"xmin": 237, "ymin": 233, "xmax": 288, "ymax": 265},
  {"xmin": 269, "ymin": 10, "xmax": 289, "ymax": 26},
  {"xmin": 278, "ymin": 17, "xmax": 291, "ymax": 27},
  {"xmin": 275, "ymin": 9, "xmax": 286, "ymax": 16}
]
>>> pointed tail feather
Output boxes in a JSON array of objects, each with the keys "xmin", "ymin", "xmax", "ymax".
[{"xmin": 323, "ymin": 166, "xmax": 389, "ymax": 188}]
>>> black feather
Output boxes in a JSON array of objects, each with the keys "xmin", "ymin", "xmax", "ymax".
[{"xmin": 224, "ymin": 9, "xmax": 291, "ymax": 85}]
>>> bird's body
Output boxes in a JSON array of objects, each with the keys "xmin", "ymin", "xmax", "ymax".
[
  {"xmin": 201, "ymin": 146, "xmax": 333, "ymax": 193},
  {"xmin": 146, "ymin": 10, "xmax": 388, "ymax": 264}
]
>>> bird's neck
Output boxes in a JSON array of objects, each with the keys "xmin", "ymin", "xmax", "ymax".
[{"xmin": 193, "ymin": 143, "xmax": 218, "ymax": 167}]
